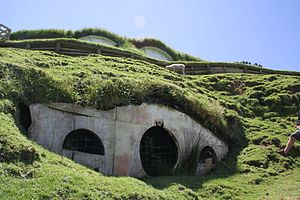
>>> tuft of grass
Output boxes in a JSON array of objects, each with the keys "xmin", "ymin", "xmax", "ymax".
[{"xmin": 174, "ymin": 136, "xmax": 202, "ymax": 175}]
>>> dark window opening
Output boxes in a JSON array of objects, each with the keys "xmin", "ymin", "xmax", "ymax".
[
  {"xmin": 199, "ymin": 146, "xmax": 217, "ymax": 165},
  {"xmin": 140, "ymin": 126, "xmax": 178, "ymax": 176},
  {"xmin": 63, "ymin": 129, "xmax": 104, "ymax": 155},
  {"xmin": 18, "ymin": 102, "xmax": 32, "ymax": 132}
]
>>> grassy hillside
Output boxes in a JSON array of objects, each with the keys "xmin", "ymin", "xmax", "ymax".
[
  {"xmin": 0, "ymin": 47, "xmax": 300, "ymax": 199},
  {"xmin": 10, "ymin": 28, "xmax": 201, "ymax": 61}
]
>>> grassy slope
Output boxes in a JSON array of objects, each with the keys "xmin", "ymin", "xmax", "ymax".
[
  {"xmin": 0, "ymin": 47, "xmax": 300, "ymax": 199},
  {"xmin": 10, "ymin": 28, "xmax": 201, "ymax": 61},
  {"xmin": 2, "ymin": 38, "xmax": 300, "ymax": 77}
]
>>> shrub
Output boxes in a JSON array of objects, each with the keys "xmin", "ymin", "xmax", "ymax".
[{"xmin": 11, "ymin": 29, "xmax": 68, "ymax": 40}]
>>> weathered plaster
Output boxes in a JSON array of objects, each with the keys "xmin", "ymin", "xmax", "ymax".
[{"xmin": 29, "ymin": 103, "xmax": 228, "ymax": 177}]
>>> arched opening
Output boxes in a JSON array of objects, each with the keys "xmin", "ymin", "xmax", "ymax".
[
  {"xmin": 79, "ymin": 35, "xmax": 117, "ymax": 46},
  {"xmin": 18, "ymin": 102, "xmax": 32, "ymax": 132},
  {"xmin": 140, "ymin": 46, "xmax": 173, "ymax": 61},
  {"xmin": 63, "ymin": 129, "xmax": 104, "ymax": 155},
  {"xmin": 198, "ymin": 146, "xmax": 217, "ymax": 174},
  {"xmin": 140, "ymin": 126, "xmax": 178, "ymax": 176}
]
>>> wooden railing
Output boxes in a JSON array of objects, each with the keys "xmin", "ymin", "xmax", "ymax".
[
  {"xmin": 0, "ymin": 38, "xmax": 299, "ymax": 76},
  {"xmin": 0, "ymin": 24, "xmax": 11, "ymax": 40}
]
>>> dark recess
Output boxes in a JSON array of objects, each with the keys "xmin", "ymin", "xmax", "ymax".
[
  {"xmin": 18, "ymin": 102, "xmax": 32, "ymax": 132},
  {"xmin": 199, "ymin": 146, "xmax": 217, "ymax": 164},
  {"xmin": 140, "ymin": 126, "xmax": 178, "ymax": 176},
  {"xmin": 63, "ymin": 129, "xmax": 105, "ymax": 155}
]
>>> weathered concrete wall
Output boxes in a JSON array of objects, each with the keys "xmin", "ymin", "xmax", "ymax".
[
  {"xmin": 29, "ymin": 103, "xmax": 115, "ymax": 175},
  {"xmin": 79, "ymin": 35, "xmax": 117, "ymax": 46},
  {"xmin": 29, "ymin": 103, "xmax": 228, "ymax": 177},
  {"xmin": 140, "ymin": 46, "xmax": 173, "ymax": 61}
]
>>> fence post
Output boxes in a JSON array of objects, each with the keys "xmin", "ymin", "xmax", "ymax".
[
  {"xmin": 223, "ymin": 66, "xmax": 227, "ymax": 73},
  {"xmin": 206, "ymin": 65, "xmax": 212, "ymax": 74},
  {"xmin": 0, "ymin": 24, "xmax": 11, "ymax": 40},
  {"xmin": 56, "ymin": 42, "xmax": 61, "ymax": 52},
  {"xmin": 96, "ymin": 49, "xmax": 102, "ymax": 54}
]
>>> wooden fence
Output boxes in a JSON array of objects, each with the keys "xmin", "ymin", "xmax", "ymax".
[
  {"xmin": 0, "ymin": 39, "xmax": 299, "ymax": 76},
  {"xmin": 0, "ymin": 24, "xmax": 11, "ymax": 40}
]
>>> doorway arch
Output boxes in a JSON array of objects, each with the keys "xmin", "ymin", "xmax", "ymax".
[
  {"xmin": 63, "ymin": 129, "xmax": 104, "ymax": 155},
  {"xmin": 199, "ymin": 146, "xmax": 217, "ymax": 164},
  {"xmin": 140, "ymin": 126, "xmax": 178, "ymax": 176}
]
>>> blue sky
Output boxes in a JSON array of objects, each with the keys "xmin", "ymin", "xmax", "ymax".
[{"xmin": 1, "ymin": 0, "xmax": 300, "ymax": 71}]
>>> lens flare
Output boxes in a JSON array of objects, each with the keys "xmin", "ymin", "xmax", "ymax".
[{"xmin": 134, "ymin": 16, "xmax": 146, "ymax": 28}]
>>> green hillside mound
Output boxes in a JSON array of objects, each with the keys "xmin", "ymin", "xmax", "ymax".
[
  {"xmin": 0, "ymin": 46, "xmax": 300, "ymax": 199},
  {"xmin": 3, "ymin": 28, "xmax": 300, "ymax": 77},
  {"xmin": 10, "ymin": 28, "xmax": 201, "ymax": 62}
]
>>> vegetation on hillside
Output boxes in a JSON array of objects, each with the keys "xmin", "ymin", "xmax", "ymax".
[
  {"xmin": 4, "ymin": 33, "xmax": 300, "ymax": 77},
  {"xmin": 10, "ymin": 28, "xmax": 201, "ymax": 61},
  {"xmin": 129, "ymin": 38, "xmax": 201, "ymax": 61},
  {"xmin": 0, "ymin": 47, "xmax": 300, "ymax": 199}
]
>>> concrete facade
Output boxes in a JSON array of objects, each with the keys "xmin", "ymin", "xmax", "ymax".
[
  {"xmin": 79, "ymin": 35, "xmax": 117, "ymax": 46},
  {"xmin": 29, "ymin": 103, "xmax": 228, "ymax": 177},
  {"xmin": 140, "ymin": 46, "xmax": 173, "ymax": 61}
]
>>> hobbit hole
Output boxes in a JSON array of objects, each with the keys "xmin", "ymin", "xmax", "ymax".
[
  {"xmin": 29, "ymin": 103, "xmax": 228, "ymax": 177},
  {"xmin": 140, "ymin": 126, "xmax": 178, "ymax": 176},
  {"xmin": 199, "ymin": 146, "xmax": 217, "ymax": 164},
  {"xmin": 197, "ymin": 146, "xmax": 218, "ymax": 175}
]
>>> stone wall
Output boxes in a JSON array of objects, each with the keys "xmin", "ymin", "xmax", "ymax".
[{"xmin": 29, "ymin": 103, "xmax": 228, "ymax": 177}]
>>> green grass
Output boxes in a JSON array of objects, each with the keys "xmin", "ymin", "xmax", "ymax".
[
  {"xmin": 129, "ymin": 38, "xmax": 201, "ymax": 61},
  {"xmin": 0, "ymin": 47, "xmax": 300, "ymax": 199},
  {"xmin": 3, "ymin": 38, "xmax": 300, "ymax": 77},
  {"xmin": 10, "ymin": 28, "xmax": 201, "ymax": 61},
  {"xmin": 0, "ymin": 48, "xmax": 231, "ymax": 142},
  {"xmin": 0, "ymin": 113, "xmax": 191, "ymax": 199}
]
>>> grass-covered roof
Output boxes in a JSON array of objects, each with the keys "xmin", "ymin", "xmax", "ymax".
[{"xmin": 10, "ymin": 28, "xmax": 201, "ymax": 61}]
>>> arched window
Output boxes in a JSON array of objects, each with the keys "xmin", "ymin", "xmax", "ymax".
[
  {"xmin": 63, "ymin": 129, "xmax": 104, "ymax": 155},
  {"xmin": 140, "ymin": 46, "xmax": 173, "ymax": 61},
  {"xmin": 199, "ymin": 146, "xmax": 217, "ymax": 164},
  {"xmin": 140, "ymin": 126, "xmax": 178, "ymax": 176},
  {"xmin": 79, "ymin": 35, "xmax": 117, "ymax": 46}
]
